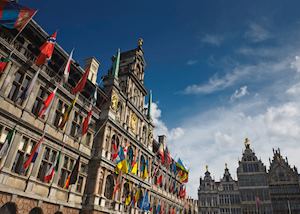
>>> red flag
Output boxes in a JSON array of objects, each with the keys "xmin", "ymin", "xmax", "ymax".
[
  {"xmin": 157, "ymin": 174, "xmax": 163, "ymax": 186},
  {"xmin": 23, "ymin": 137, "xmax": 43, "ymax": 170},
  {"xmin": 35, "ymin": 31, "xmax": 57, "ymax": 66},
  {"xmin": 165, "ymin": 147, "xmax": 171, "ymax": 165},
  {"xmin": 38, "ymin": 87, "xmax": 57, "ymax": 118},
  {"xmin": 0, "ymin": 57, "xmax": 9, "ymax": 73},
  {"xmin": 81, "ymin": 109, "xmax": 92, "ymax": 136},
  {"xmin": 71, "ymin": 69, "xmax": 89, "ymax": 94}
]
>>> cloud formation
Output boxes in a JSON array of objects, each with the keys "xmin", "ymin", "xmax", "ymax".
[
  {"xmin": 244, "ymin": 22, "xmax": 271, "ymax": 43},
  {"xmin": 201, "ymin": 34, "xmax": 224, "ymax": 46},
  {"xmin": 230, "ymin": 85, "xmax": 249, "ymax": 101},
  {"xmin": 187, "ymin": 59, "xmax": 198, "ymax": 66}
]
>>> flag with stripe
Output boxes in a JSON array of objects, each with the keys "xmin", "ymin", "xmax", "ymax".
[
  {"xmin": 0, "ymin": 127, "xmax": 16, "ymax": 159},
  {"xmin": 80, "ymin": 108, "xmax": 92, "ymax": 137},
  {"xmin": 71, "ymin": 68, "xmax": 89, "ymax": 94},
  {"xmin": 64, "ymin": 156, "xmax": 80, "ymax": 189},
  {"xmin": 35, "ymin": 31, "xmax": 57, "ymax": 66},
  {"xmin": 44, "ymin": 151, "xmax": 61, "ymax": 182},
  {"xmin": 0, "ymin": 57, "xmax": 9, "ymax": 73},
  {"xmin": 0, "ymin": 0, "xmax": 36, "ymax": 31},
  {"xmin": 38, "ymin": 87, "xmax": 57, "ymax": 118},
  {"xmin": 59, "ymin": 96, "xmax": 77, "ymax": 129},
  {"xmin": 63, "ymin": 49, "xmax": 74, "ymax": 84},
  {"xmin": 23, "ymin": 136, "xmax": 43, "ymax": 170}
]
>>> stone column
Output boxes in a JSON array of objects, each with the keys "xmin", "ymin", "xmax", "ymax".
[{"xmin": 3, "ymin": 131, "xmax": 21, "ymax": 169}]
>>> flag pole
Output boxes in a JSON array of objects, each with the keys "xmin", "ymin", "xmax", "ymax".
[
  {"xmin": 0, "ymin": 125, "xmax": 17, "ymax": 172},
  {"xmin": 10, "ymin": 9, "xmax": 38, "ymax": 45},
  {"xmin": 24, "ymin": 131, "xmax": 45, "ymax": 192}
]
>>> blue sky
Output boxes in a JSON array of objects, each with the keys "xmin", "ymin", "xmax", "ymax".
[{"xmin": 23, "ymin": 0, "xmax": 300, "ymax": 198}]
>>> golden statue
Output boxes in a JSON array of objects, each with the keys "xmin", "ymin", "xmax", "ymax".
[
  {"xmin": 205, "ymin": 165, "xmax": 208, "ymax": 171},
  {"xmin": 244, "ymin": 137, "xmax": 250, "ymax": 148}
]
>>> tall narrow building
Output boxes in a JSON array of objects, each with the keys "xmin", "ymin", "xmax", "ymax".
[
  {"xmin": 198, "ymin": 166, "xmax": 219, "ymax": 214},
  {"xmin": 219, "ymin": 164, "xmax": 241, "ymax": 214},
  {"xmin": 237, "ymin": 138, "xmax": 272, "ymax": 214},
  {"xmin": 268, "ymin": 148, "xmax": 300, "ymax": 214}
]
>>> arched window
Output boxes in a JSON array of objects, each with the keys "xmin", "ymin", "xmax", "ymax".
[
  {"xmin": 29, "ymin": 207, "xmax": 43, "ymax": 214},
  {"xmin": 104, "ymin": 174, "xmax": 114, "ymax": 199},
  {"xmin": 140, "ymin": 155, "xmax": 146, "ymax": 177},
  {"xmin": 123, "ymin": 182, "xmax": 130, "ymax": 200},
  {"xmin": 127, "ymin": 146, "xmax": 134, "ymax": 171},
  {"xmin": 0, "ymin": 202, "xmax": 17, "ymax": 214},
  {"xmin": 111, "ymin": 135, "xmax": 120, "ymax": 161}
]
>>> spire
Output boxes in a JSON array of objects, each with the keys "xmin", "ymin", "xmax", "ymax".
[
  {"xmin": 112, "ymin": 48, "xmax": 120, "ymax": 78},
  {"xmin": 147, "ymin": 90, "xmax": 152, "ymax": 119},
  {"xmin": 225, "ymin": 163, "xmax": 228, "ymax": 169}
]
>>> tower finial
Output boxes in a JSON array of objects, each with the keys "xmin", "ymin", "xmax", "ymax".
[
  {"xmin": 138, "ymin": 38, "xmax": 144, "ymax": 48},
  {"xmin": 244, "ymin": 137, "xmax": 250, "ymax": 148},
  {"xmin": 225, "ymin": 163, "xmax": 228, "ymax": 169},
  {"xmin": 205, "ymin": 165, "xmax": 208, "ymax": 171},
  {"xmin": 147, "ymin": 90, "xmax": 152, "ymax": 120}
]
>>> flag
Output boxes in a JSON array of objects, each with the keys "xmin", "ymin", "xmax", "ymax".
[
  {"xmin": 157, "ymin": 174, "xmax": 163, "ymax": 186},
  {"xmin": 0, "ymin": 127, "xmax": 16, "ymax": 159},
  {"xmin": 23, "ymin": 136, "xmax": 43, "ymax": 170},
  {"xmin": 0, "ymin": 0, "xmax": 36, "ymax": 31},
  {"xmin": 255, "ymin": 196, "xmax": 261, "ymax": 208},
  {"xmin": 35, "ymin": 31, "xmax": 57, "ymax": 66},
  {"xmin": 116, "ymin": 146, "xmax": 128, "ymax": 174},
  {"xmin": 152, "ymin": 164, "xmax": 159, "ymax": 178},
  {"xmin": 113, "ymin": 172, "xmax": 122, "ymax": 196},
  {"xmin": 131, "ymin": 157, "xmax": 138, "ymax": 175},
  {"xmin": 78, "ymin": 108, "xmax": 92, "ymax": 137},
  {"xmin": 111, "ymin": 139, "xmax": 118, "ymax": 161},
  {"xmin": 44, "ymin": 151, "xmax": 61, "ymax": 182},
  {"xmin": 156, "ymin": 203, "xmax": 161, "ymax": 214},
  {"xmin": 64, "ymin": 156, "xmax": 80, "ymax": 189},
  {"xmin": 179, "ymin": 185, "xmax": 186, "ymax": 198},
  {"xmin": 165, "ymin": 146, "xmax": 171, "ymax": 165},
  {"xmin": 142, "ymin": 158, "xmax": 149, "ymax": 180},
  {"xmin": 38, "ymin": 87, "xmax": 57, "ymax": 118},
  {"xmin": 71, "ymin": 68, "xmax": 89, "ymax": 94},
  {"xmin": 63, "ymin": 49, "xmax": 74, "ymax": 84},
  {"xmin": 140, "ymin": 191, "xmax": 150, "ymax": 211},
  {"xmin": 158, "ymin": 142, "xmax": 164, "ymax": 164},
  {"xmin": 17, "ymin": 69, "xmax": 39, "ymax": 102},
  {"xmin": 133, "ymin": 186, "xmax": 141, "ymax": 205},
  {"xmin": 125, "ymin": 192, "xmax": 131, "ymax": 206},
  {"xmin": 59, "ymin": 96, "xmax": 77, "ymax": 129},
  {"xmin": 0, "ymin": 57, "xmax": 9, "ymax": 73},
  {"xmin": 92, "ymin": 88, "xmax": 97, "ymax": 105}
]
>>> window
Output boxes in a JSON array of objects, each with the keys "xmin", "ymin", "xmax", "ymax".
[
  {"xmin": 8, "ymin": 70, "xmax": 30, "ymax": 103},
  {"xmin": 76, "ymin": 162, "xmax": 87, "ymax": 193},
  {"xmin": 104, "ymin": 174, "xmax": 114, "ymax": 199},
  {"xmin": 0, "ymin": 125, "xmax": 12, "ymax": 161},
  {"xmin": 83, "ymin": 132, "xmax": 92, "ymax": 146},
  {"xmin": 70, "ymin": 111, "xmax": 82, "ymax": 137},
  {"xmin": 31, "ymin": 86, "xmax": 48, "ymax": 116},
  {"xmin": 37, "ymin": 147, "xmax": 58, "ymax": 182},
  {"xmin": 58, "ymin": 155, "xmax": 74, "ymax": 188},
  {"xmin": 11, "ymin": 136, "xmax": 37, "ymax": 176},
  {"xmin": 53, "ymin": 100, "xmax": 68, "ymax": 128}
]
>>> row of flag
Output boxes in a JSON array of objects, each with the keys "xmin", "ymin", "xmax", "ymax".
[
  {"xmin": 123, "ymin": 185, "xmax": 150, "ymax": 211},
  {"xmin": 157, "ymin": 141, "xmax": 189, "ymax": 183}
]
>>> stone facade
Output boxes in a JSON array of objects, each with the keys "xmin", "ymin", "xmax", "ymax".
[
  {"xmin": 198, "ymin": 139, "xmax": 300, "ymax": 214},
  {"xmin": 0, "ymin": 18, "xmax": 191, "ymax": 214}
]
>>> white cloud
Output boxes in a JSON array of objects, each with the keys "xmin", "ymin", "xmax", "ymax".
[
  {"xmin": 230, "ymin": 85, "xmax": 249, "ymax": 101},
  {"xmin": 183, "ymin": 66, "xmax": 251, "ymax": 94},
  {"xmin": 201, "ymin": 34, "xmax": 223, "ymax": 46},
  {"xmin": 290, "ymin": 56, "xmax": 300, "ymax": 72},
  {"xmin": 187, "ymin": 59, "xmax": 198, "ymax": 66},
  {"xmin": 244, "ymin": 22, "xmax": 271, "ymax": 43},
  {"xmin": 151, "ymin": 102, "xmax": 185, "ymax": 142}
]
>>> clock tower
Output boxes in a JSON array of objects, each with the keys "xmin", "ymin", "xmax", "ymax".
[{"xmin": 85, "ymin": 39, "xmax": 155, "ymax": 212}]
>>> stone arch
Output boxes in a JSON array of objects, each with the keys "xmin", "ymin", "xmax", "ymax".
[
  {"xmin": 29, "ymin": 207, "xmax": 43, "ymax": 214},
  {"xmin": 122, "ymin": 182, "xmax": 130, "ymax": 199},
  {"xmin": 104, "ymin": 174, "xmax": 114, "ymax": 199},
  {"xmin": 0, "ymin": 202, "xmax": 17, "ymax": 214},
  {"xmin": 127, "ymin": 146, "xmax": 134, "ymax": 169}
]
